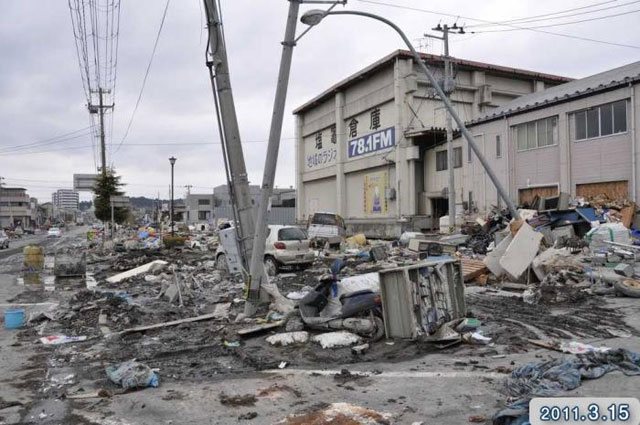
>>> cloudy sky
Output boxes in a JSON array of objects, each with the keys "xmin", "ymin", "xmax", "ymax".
[{"xmin": 1, "ymin": 0, "xmax": 639, "ymax": 202}]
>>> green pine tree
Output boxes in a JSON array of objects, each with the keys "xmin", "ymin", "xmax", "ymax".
[{"xmin": 93, "ymin": 170, "xmax": 128, "ymax": 224}]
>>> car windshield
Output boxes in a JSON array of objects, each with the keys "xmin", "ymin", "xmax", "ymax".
[
  {"xmin": 311, "ymin": 213, "xmax": 338, "ymax": 226},
  {"xmin": 278, "ymin": 227, "xmax": 307, "ymax": 241}
]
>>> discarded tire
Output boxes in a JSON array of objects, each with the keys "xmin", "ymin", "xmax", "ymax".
[{"xmin": 614, "ymin": 278, "xmax": 640, "ymax": 298}]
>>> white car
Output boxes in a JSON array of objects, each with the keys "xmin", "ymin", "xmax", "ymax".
[
  {"xmin": 215, "ymin": 225, "xmax": 315, "ymax": 275},
  {"xmin": 47, "ymin": 227, "xmax": 62, "ymax": 238}
]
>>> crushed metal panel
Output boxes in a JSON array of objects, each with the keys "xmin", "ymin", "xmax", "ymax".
[
  {"xmin": 378, "ymin": 260, "xmax": 466, "ymax": 339},
  {"xmin": 378, "ymin": 267, "xmax": 416, "ymax": 339}
]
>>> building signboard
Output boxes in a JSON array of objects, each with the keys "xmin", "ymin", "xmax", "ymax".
[
  {"xmin": 363, "ymin": 171, "xmax": 388, "ymax": 216},
  {"xmin": 73, "ymin": 174, "xmax": 98, "ymax": 191},
  {"xmin": 110, "ymin": 196, "xmax": 129, "ymax": 207},
  {"xmin": 348, "ymin": 126, "xmax": 395, "ymax": 159}
]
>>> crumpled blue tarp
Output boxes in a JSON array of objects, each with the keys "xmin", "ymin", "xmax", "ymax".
[{"xmin": 493, "ymin": 349, "xmax": 640, "ymax": 425}]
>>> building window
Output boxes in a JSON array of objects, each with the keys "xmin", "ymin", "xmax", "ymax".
[
  {"xmin": 514, "ymin": 116, "xmax": 558, "ymax": 151},
  {"xmin": 436, "ymin": 150, "xmax": 447, "ymax": 171},
  {"xmin": 468, "ymin": 144, "xmax": 473, "ymax": 163},
  {"xmin": 198, "ymin": 199, "xmax": 210, "ymax": 205},
  {"xmin": 198, "ymin": 211, "xmax": 209, "ymax": 220},
  {"xmin": 574, "ymin": 100, "xmax": 627, "ymax": 141},
  {"xmin": 496, "ymin": 135, "xmax": 502, "ymax": 158},
  {"xmin": 437, "ymin": 148, "xmax": 461, "ymax": 170},
  {"xmin": 453, "ymin": 147, "xmax": 462, "ymax": 168}
]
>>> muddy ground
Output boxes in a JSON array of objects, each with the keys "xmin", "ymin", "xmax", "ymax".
[{"xmin": 2, "ymin": 228, "xmax": 640, "ymax": 424}]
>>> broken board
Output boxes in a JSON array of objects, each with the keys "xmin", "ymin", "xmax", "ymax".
[{"xmin": 461, "ymin": 259, "xmax": 488, "ymax": 282}]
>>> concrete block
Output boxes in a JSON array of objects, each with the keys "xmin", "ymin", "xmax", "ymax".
[
  {"xmin": 499, "ymin": 222, "xmax": 543, "ymax": 280},
  {"xmin": 106, "ymin": 260, "xmax": 168, "ymax": 284},
  {"xmin": 551, "ymin": 226, "xmax": 575, "ymax": 240},
  {"xmin": 591, "ymin": 254, "xmax": 607, "ymax": 267},
  {"xmin": 614, "ymin": 263, "xmax": 634, "ymax": 277},
  {"xmin": 164, "ymin": 283, "xmax": 179, "ymax": 303},
  {"xmin": 483, "ymin": 233, "xmax": 513, "ymax": 277}
]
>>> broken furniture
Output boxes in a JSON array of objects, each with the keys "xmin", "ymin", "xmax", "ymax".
[{"xmin": 378, "ymin": 260, "xmax": 466, "ymax": 339}]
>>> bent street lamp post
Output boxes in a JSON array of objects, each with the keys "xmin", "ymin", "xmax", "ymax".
[
  {"xmin": 169, "ymin": 156, "xmax": 177, "ymax": 236},
  {"xmin": 300, "ymin": 10, "xmax": 520, "ymax": 220}
]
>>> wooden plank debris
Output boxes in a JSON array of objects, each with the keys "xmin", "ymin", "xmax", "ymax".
[
  {"xmin": 111, "ymin": 312, "xmax": 220, "ymax": 337},
  {"xmin": 237, "ymin": 321, "xmax": 284, "ymax": 336},
  {"xmin": 461, "ymin": 258, "xmax": 489, "ymax": 282}
]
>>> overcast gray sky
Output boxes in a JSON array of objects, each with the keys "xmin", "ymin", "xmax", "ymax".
[{"xmin": 1, "ymin": 0, "xmax": 639, "ymax": 202}]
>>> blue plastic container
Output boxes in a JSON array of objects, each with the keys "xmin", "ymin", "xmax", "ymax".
[{"xmin": 4, "ymin": 309, "xmax": 25, "ymax": 330}]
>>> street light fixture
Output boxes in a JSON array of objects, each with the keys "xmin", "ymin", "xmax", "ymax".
[
  {"xmin": 300, "ymin": 9, "xmax": 520, "ymax": 219},
  {"xmin": 169, "ymin": 156, "xmax": 177, "ymax": 237}
]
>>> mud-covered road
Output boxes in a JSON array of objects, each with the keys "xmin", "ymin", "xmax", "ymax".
[{"xmin": 1, "ymin": 231, "xmax": 640, "ymax": 424}]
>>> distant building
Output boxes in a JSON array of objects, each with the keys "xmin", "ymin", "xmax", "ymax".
[
  {"xmin": 212, "ymin": 184, "xmax": 296, "ymax": 208},
  {"xmin": 212, "ymin": 184, "xmax": 297, "ymax": 225},
  {"xmin": 0, "ymin": 187, "xmax": 33, "ymax": 228},
  {"xmin": 184, "ymin": 193, "xmax": 215, "ymax": 225},
  {"xmin": 52, "ymin": 189, "xmax": 79, "ymax": 211},
  {"xmin": 40, "ymin": 202, "xmax": 54, "ymax": 217}
]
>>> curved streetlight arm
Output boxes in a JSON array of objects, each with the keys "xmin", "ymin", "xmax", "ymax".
[{"xmin": 320, "ymin": 10, "xmax": 520, "ymax": 220}]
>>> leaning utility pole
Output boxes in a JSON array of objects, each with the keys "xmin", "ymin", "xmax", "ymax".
[
  {"xmin": 203, "ymin": 0, "xmax": 256, "ymax": 272},
  {"xmin": 89, "ymin": 88, "xmax": 113, "ymax": 176},
  {"xmin": 245, "ymin": 0, "xmax": 300, "ymax": 315},
  {"xmin": 245, "ymin": 0, "xmax": 347, "ymax": 315},
  {"xmin": 426, "ymin": 23, "xmax": 464, "ymax": 228}
]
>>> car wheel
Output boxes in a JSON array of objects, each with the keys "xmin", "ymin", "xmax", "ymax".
[
  {"xmin": 264, "ymin": 256, "xmax": 279, "ymax": 276},
  {"xmin": 216, "ymin": 253, "xmax": 229, "ymax": 272}
]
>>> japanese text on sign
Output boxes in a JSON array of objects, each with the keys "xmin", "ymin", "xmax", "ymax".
[
  {"xmin": 348, "ymin": 126, "xmax": 395, "ymax": 158},
  {"xmin": 307, "ymin": 148, "xmax": 337, "ymax": 169}
]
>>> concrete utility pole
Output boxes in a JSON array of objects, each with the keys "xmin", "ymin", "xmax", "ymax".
[
  {"xmin": 89, "ymin": 88, "xmax": 113, "ymax": 176},
  {"xmin": 203, "ymin": 0, "xmax": 257, "ymax": 274},
  {"xmin": 426, "ymin": 23, "xmax": 464, "ymax": 228},
  {"xmin": 169, "ymin": 156, "xmax": 176, "ymax": 236},
  {"xmin": 245, "ymin": 0, "xmax": 347, "ymax": 315},
  {"xmin": 246, "ymin": 0, "xmax": 300, "ymax": 315}
]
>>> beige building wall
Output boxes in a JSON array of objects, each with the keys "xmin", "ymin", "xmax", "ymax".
[{"xmin": 449, "ymin": 83, "xmax": 639, "ymax": 213}]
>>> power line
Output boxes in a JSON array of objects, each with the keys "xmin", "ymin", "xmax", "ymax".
[
  {"xmin": 355, "ymin": 0, "xmax": 640, "ymax": 49},
  {"xmin": 467, "ymin": 0, "xmax": 632, "ymax": 28},
  {"xmin": 0, "ymin": 127, "xmax": 92, "ymax": 153},
  {"xmin": 0, "ymin": 138, "xmax": 298, "ymax": 157},
  {"xmin": 114, "ymin": 0, "xmax": 171, "ymax": 155},
  {"xmin": 473, "ymin": 8, "xmax": 640, "ymax": 33}
]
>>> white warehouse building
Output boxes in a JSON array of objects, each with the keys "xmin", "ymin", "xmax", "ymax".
[{"xmin": 294, "ymin": 50, "xmax": 571, "ymax": 237}]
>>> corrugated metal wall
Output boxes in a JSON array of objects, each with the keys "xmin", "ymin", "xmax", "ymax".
[{"xmin": 213, "ymin": 207, "xmax": 296, "ymax": 225}]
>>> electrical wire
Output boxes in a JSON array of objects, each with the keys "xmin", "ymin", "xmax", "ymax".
[
  {"xmin": 0, "ymin": 139, "xmax": 298, "ymax": 157},
  {"xmin": 355, "ymin": 0, "xmax": 640, "ymax": 49},
  {"xmin": 467, "ymin": 0, "xmax": 632, "ymax": 28},
  {"xmin": 114, "ymin": 0, "xmax": 171, "ymax": 155},
  {"xmin": 473, "ymin": 8, "xmax": 640, "ymax": 33},
  {"xmin": 0, "ymin": 127, "xmax": 92, "ymax": 153}
]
